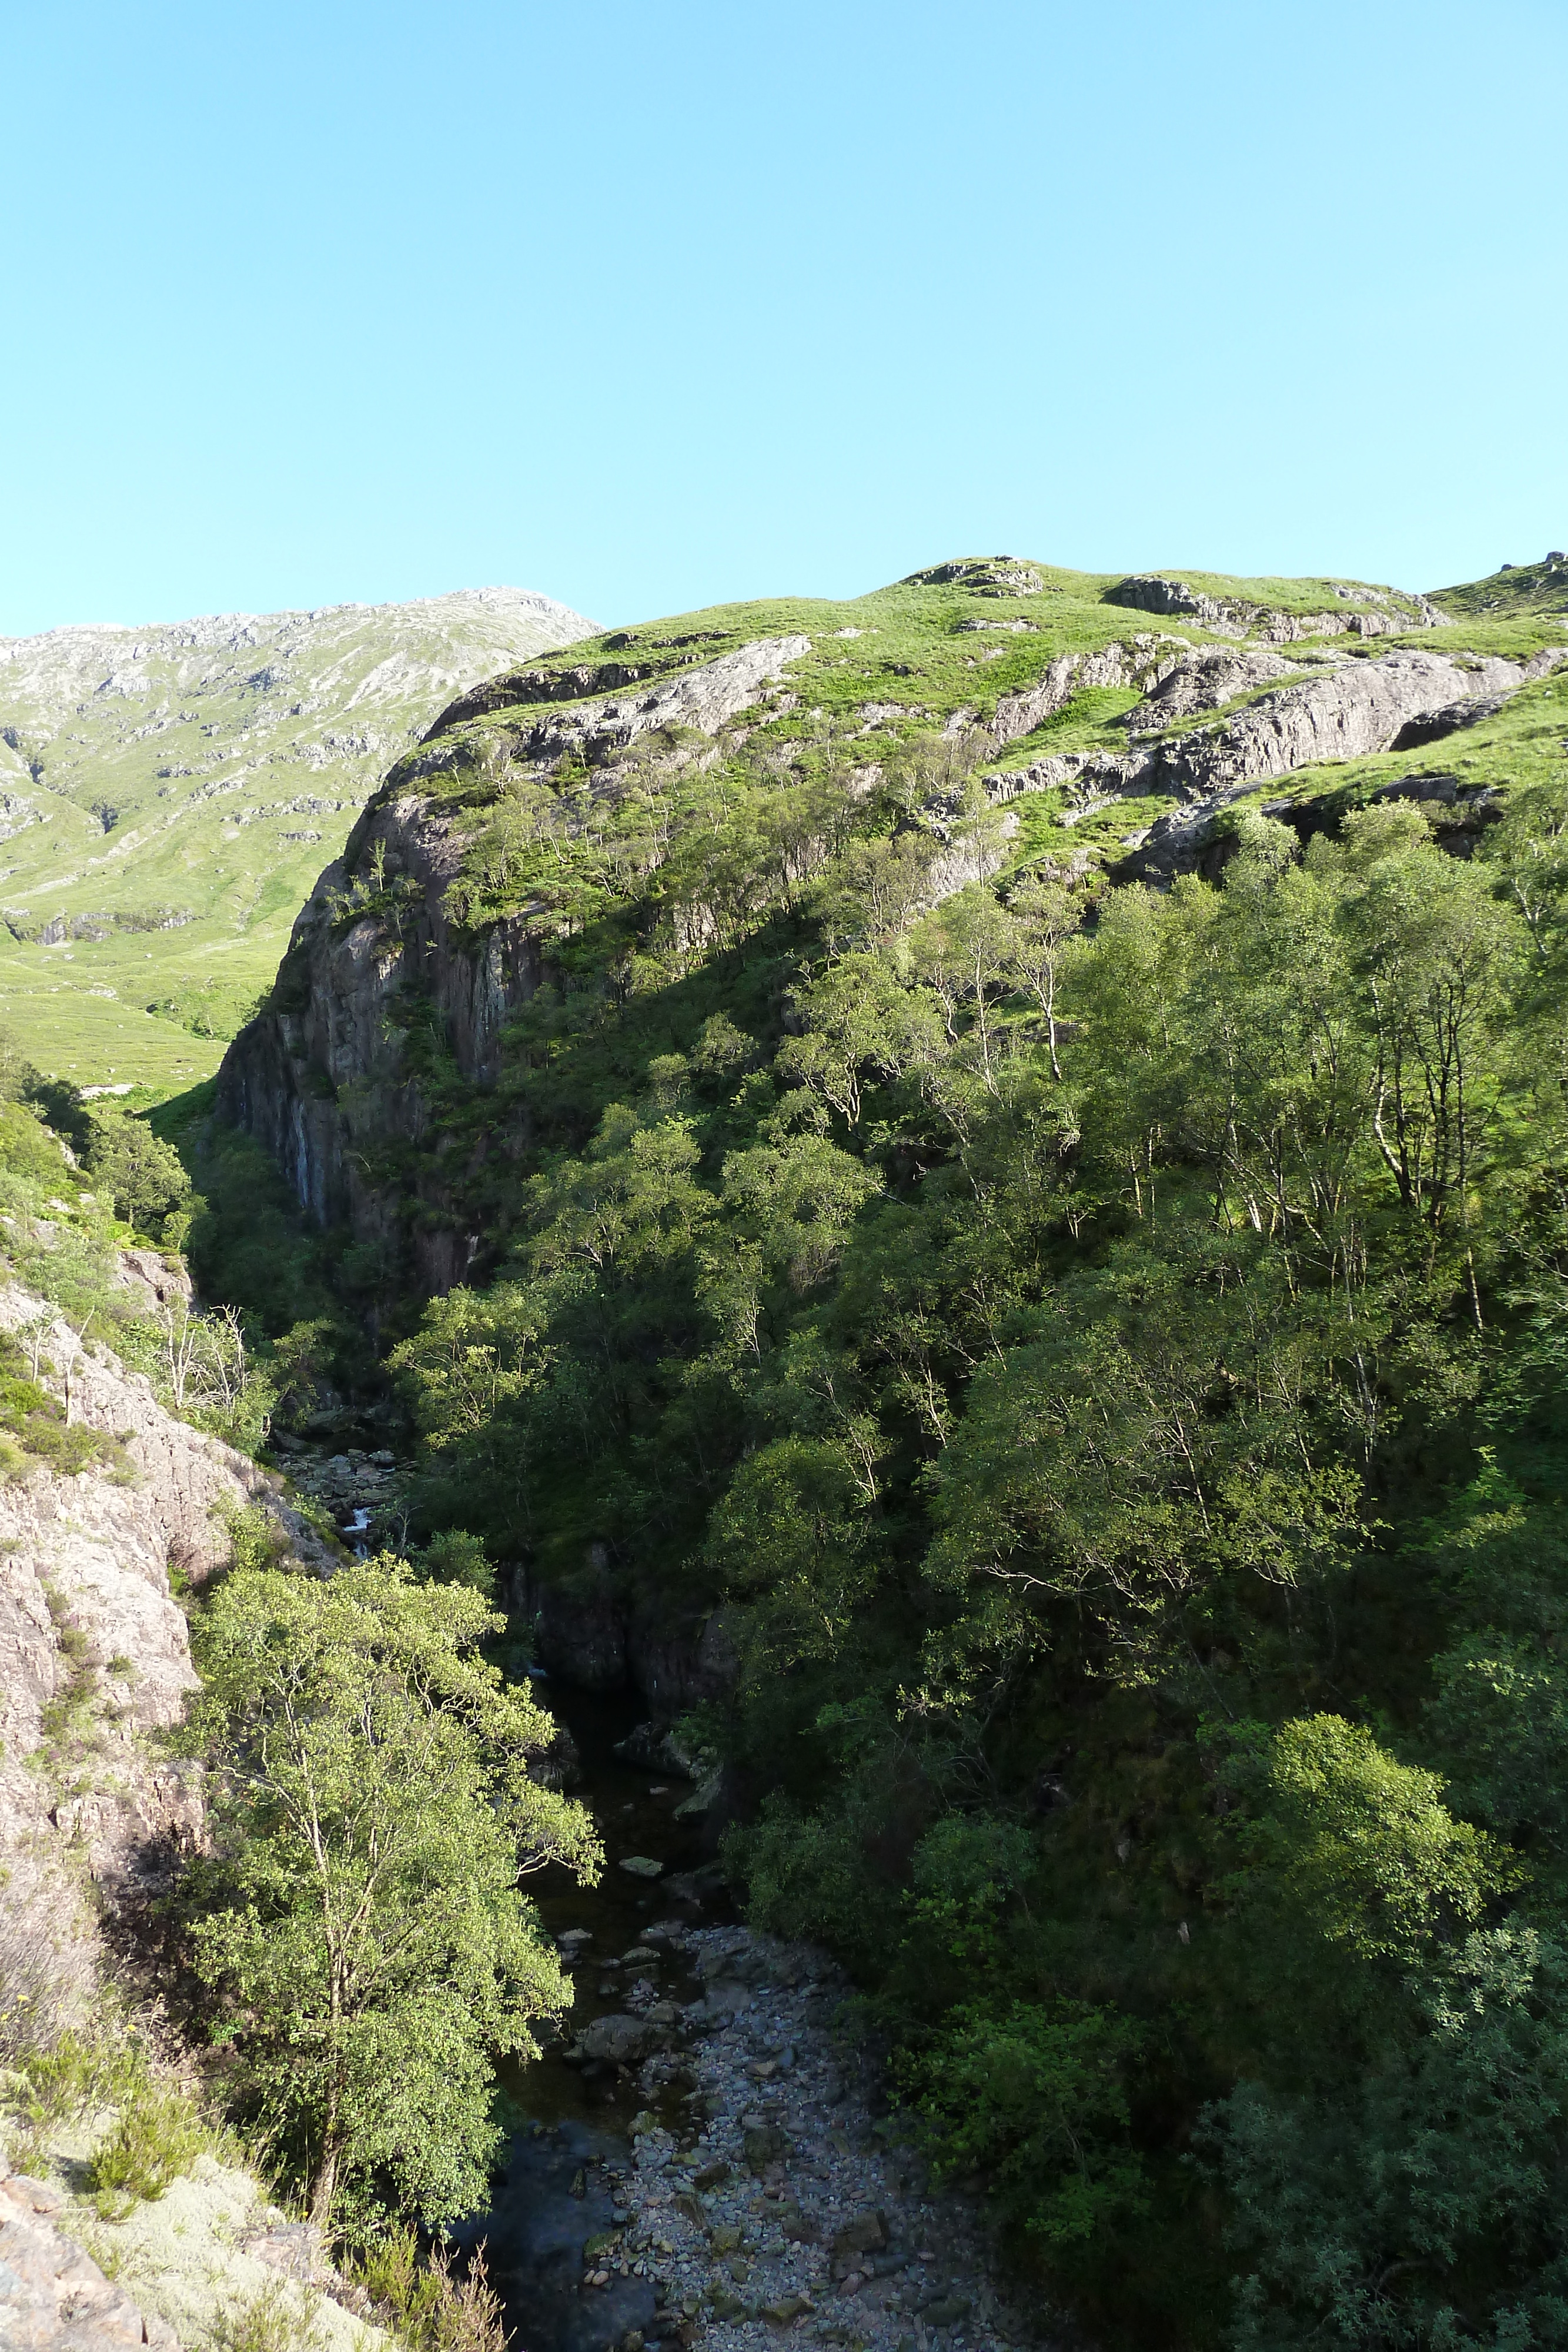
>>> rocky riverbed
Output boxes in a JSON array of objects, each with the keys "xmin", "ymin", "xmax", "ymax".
[{"xmin": 480, "ymin": 1908, "xmax": 1040, "ymax": 2352}]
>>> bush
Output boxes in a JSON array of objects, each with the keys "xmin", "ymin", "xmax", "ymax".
[
  {"xmin": 355, "ymin": 2229, "xmax": 510, "ymax": 2352},
  {"xmin": 898, "ymin": 1997, "xmax": 1147, "ymax": 2251},
  {"xmin": 416, "ymin": 1529, "xmax": 496, "ymax": 1597},
  {"xmin": 86, "ymin": 2083, "xmax": 208, "ymax": 2209},
  {"xmin": 206, "ymin": 2280, "xmax": 328, "ymax": 2352}
]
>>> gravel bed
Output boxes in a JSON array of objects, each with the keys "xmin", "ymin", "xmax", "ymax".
[{"xmin": 552, "ymin": 1919, "xmax": 1044, "ymax": 2352}]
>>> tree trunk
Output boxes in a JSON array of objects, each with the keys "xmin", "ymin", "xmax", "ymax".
[{"xmin": 309, "ymin": 2134, "xmax": 338, "ymax": 2231}]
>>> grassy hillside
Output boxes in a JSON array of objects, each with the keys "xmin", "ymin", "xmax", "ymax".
[{"xmin": 0, "ymin": 586, "xmax": 595, "ymax": 1089}]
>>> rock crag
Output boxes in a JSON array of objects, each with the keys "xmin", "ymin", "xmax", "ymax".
[
  {"xmin": 987, "ymin": 643, "xmax": 1568, "ymax": 882},
  {"xmin": 219, "ymin": 635, "xmax": 815, "ymax": 1268},
  {"xmin": 0, "ymin": 1284, "xmax": 325, "ymax": 2019}
]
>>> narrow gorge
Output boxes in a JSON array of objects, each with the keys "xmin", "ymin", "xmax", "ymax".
[{"xmin": 7, "ymin": 546, "xmax": 1568, "ymax": 2352}]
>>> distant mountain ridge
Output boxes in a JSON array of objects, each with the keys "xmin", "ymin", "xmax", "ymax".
[{"xmin": 0, "ymin": 586, "xmax": 598, "ymax": 1086}]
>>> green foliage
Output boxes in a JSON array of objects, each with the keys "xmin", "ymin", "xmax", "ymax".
[
  {"xmin": 1204, "ymin": 1932, "xmax": 1568, "ymax": 2351},
  {"xmin": 0, "ymin": 1331, "xmax": 131, "ymax": 1483},
  {"xmin": 1246, "ymin": 1715, "xmax": 1514, "ymax": 1969},
  {"xmin": 415, "ymin": 1528, "xmax": 497, "ymax": 1598},
  {"xmin": 355, "ymin": 2229, "xmax": 510, "ymax": 2352},
  {"xmin": 205, "ymin": 2280, "xmax": 329, "ymax": 2352},
  {"xmin": 5, "ymin": 2028, "xmax": 209, "ymax": 2208},
  {"xmin": 186, "ymin": 1553, "xmax": 601, "ymax": 2230},
  {"xmin": 82, "ymin": 1105, "xmax": 192, "ymax": 1241},
  {"xmin": 901, "ymin": 1998, "xmax": 1148, "ymax": 2251},
  {"xmin": 182, "ymin": 570, "xmax": 1568, "ymax": 2338},
  {"xmin": 86, "ymin": 2083, "xmax": 208, "ymax": 2210}
]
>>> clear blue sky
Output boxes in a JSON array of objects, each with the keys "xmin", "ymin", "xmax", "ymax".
[{"xmin": 3, "ymin": 0, "xmax": 1563, "ymax": 637}]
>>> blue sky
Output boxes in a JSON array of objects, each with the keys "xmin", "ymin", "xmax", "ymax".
[{"xmin": 2, "ymin": 0, "xmax": 1563, "ymax": 636}]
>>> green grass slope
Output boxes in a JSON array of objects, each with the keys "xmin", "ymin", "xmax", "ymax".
[{"xmin": 0, "ymin": 587, "xmax": 596, "ymax": 1090}]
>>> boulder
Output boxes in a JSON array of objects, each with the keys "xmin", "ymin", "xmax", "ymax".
[
  {"xmin": 743, "ymin": 2123, "xmax": 791, "ymax": 2171},
  {"xmin": 830, "ymin": 2211, "xmax": 888, "ymax": 2276},
  {"xmin": 578, "ymin": 2013, "xmax": 658, "ymax": 2065}
]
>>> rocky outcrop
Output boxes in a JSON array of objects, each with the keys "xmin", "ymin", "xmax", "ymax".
[
  {"xmin": 985, "ymin": 644, "xmax": 1568, "ymax": 840},
  {"xmin": 980, "ymin": 632, "xmax": 1192, "ymax": 750},
  {"xmin": 220, "ymin": 637, "xmax": 814, "ymax": 1257},
  {"xmin": 1148, "ymin": 647, "xmax": 1548, "ymax": 793},
  {"xmin": 0, "ymin": 2141, "xmax": 389, "ymax": 2352},
  {"xmin": 1104, "ymin": 572, "xmax": 1447, "ymax": 638},
  {"xmin": 904, "ymin": 556, "xmax": 1046, "ymax": 596},
  {"xmin": 0, "ymin": 1287, "xmax": 324, "ymax": 2022},
  {"xmin": 0, "ymin": 2162, "xmax": 178, "ymax": 2348},
  {"xmin": 410, "ymin": 634, "xmax": 811, "ymax": 774},
  {"xmin": 1118, "ymin": 643, "xmax": 1315, "ymax": 727}
]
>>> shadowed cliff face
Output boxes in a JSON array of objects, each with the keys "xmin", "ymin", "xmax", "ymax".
[
  {"xmin": 219, "ymin": 788, "xmax": 548, "ymax": 1285},
  {"xmin": 218, "ymin": 633, "xmax": 818, "ymax": 1282}
]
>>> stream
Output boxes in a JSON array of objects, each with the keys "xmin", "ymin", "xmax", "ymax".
[
  {"xmin": 279, "ymin": 1443, "xmax": 726, "ymax": 2348},
  {"xmin": 279, "ymin": 1451, "xmax": 1021, "ymax": 2352},
  {"xmin": 462, "ymin": 1680, "xmax": 731, "ymax": 2352}
]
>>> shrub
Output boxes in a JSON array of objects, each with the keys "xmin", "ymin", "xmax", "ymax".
[
  {"xmin": 206, "ymin": 2280, "xmax": 328, "ymax": 2352},
  {"xmin": 356, "ymin": 2229, "xmax": 510, "ymax": 2352},
  {"xmin": 86, "ymin": 2083, "xmax": 208, "ymax": 2209}
]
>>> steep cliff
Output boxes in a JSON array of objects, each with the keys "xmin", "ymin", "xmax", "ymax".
[
  {"xmin": 219, "ymin": 629, "xmax": 818, "ymax": 1281},
  {"xmin": 0, "ymin": 1281, "xmax": 322, "ymax": 2023},
  {"xmin": 218, "ymin": 553, "xmax": 1568, "ymax": 1287}
]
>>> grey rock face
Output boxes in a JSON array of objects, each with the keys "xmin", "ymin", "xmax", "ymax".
[
  {"xmin": 985, "ymin": 634, "xmax": 1189, "ymax": 749},
  {"xmin": 1388, "ymin": 694, "xmax": 1514, "ymax": 750},
  {"xmin": 1103, "ymin": 573, "xmax": 1446, "ymax": 641},
  {"xmin": 989, "ymin": 646, "xmax": 1568, "ymax": 834},
  {"xmin": 0, "ymin": 2165, "xmax": 178, "ymax": 2349},
  {"xmin": 1119, "ymin": 644, "xmax": 1313, "ymax": 727},
  {"xmin": 903, "ymin": 556, "xmax": 1045, "ymax": 596},
  {"xmin": 0, "ymin": 1285, "xmax": 322, "ymax": 2017},
  {"xmin": 1105, "ymin": 574, "xmax": 1218, "ymax": 621},
  {"xmin": 416, "ymin": 635, "xmax": 811, "ymax": 773},
  {"xmin": 1150, "ymin": 649, "xmax": 1529, "ymax": 796},
  {"xmin": 220, "ymin": 638, "xmax": 813, "ymax": 1258}
]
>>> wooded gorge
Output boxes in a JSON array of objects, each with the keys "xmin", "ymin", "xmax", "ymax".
[
  {"xmin": 8, "ymin": 554, "xmax": 1568, "ymax": 2349},
  {"xmin": 170, "ymin": 555, "xmax": 1568, "ymax": 2347}
]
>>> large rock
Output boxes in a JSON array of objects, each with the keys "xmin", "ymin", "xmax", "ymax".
[
  {"xmin": 418, "ymin": 634, "xmax": 811, "ymax": 764},
  {"xmin": 1104, "ymin": 574, "xmax": 1447, "ymax": 638},
  {"xmin": 1148, "ymin": 647, "xmax": 1556, "ymax": 796},
  {"xmin": 0, "ymin": 1285, "xmax": 325, "ymax": 2020},
  {"xmin": 1119, "ymin": 644, "xmax": 1315, "ymax": 727},
  {"xmin": 0, "ymin": 2167, "xmax": 176, "ymax": 2349},
  {"xmin": 578, "ymin": 2012, "xmax": 661, "ymax": 2065},
  {"xmin": 986, "ymin": 644, "xmax": 1568, "ymax": 871}
]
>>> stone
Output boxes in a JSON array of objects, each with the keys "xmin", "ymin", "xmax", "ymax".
[
  {"xmin": 0, "ymin": 1279, "xmax": 335, "ymax": 2022},
  {"xmin": 920, "ymin": 2296, "xmax": 972, "ymax": 2328},
  {"xmin": 744, "ymin": 2124, "xmax": 791, "ymax": 2171},
  {"xmin": 1106, "ymin": 573, "xmax": 1217, "ymax": 619},
  {"xmin": 580, "ymin": 2015, "xmax": 658, "ymax": 2066},
  {"xmin": 831, "ymin": 2212, "xmax": 888, "ymax": 2263},
  {"xmin": 619, "ymin": 1855, "xmax": 664, "ymax": 1879},
  {"xmin": 762, "ymin": 2293, "xmax": 814, "ymax": 2323}
]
